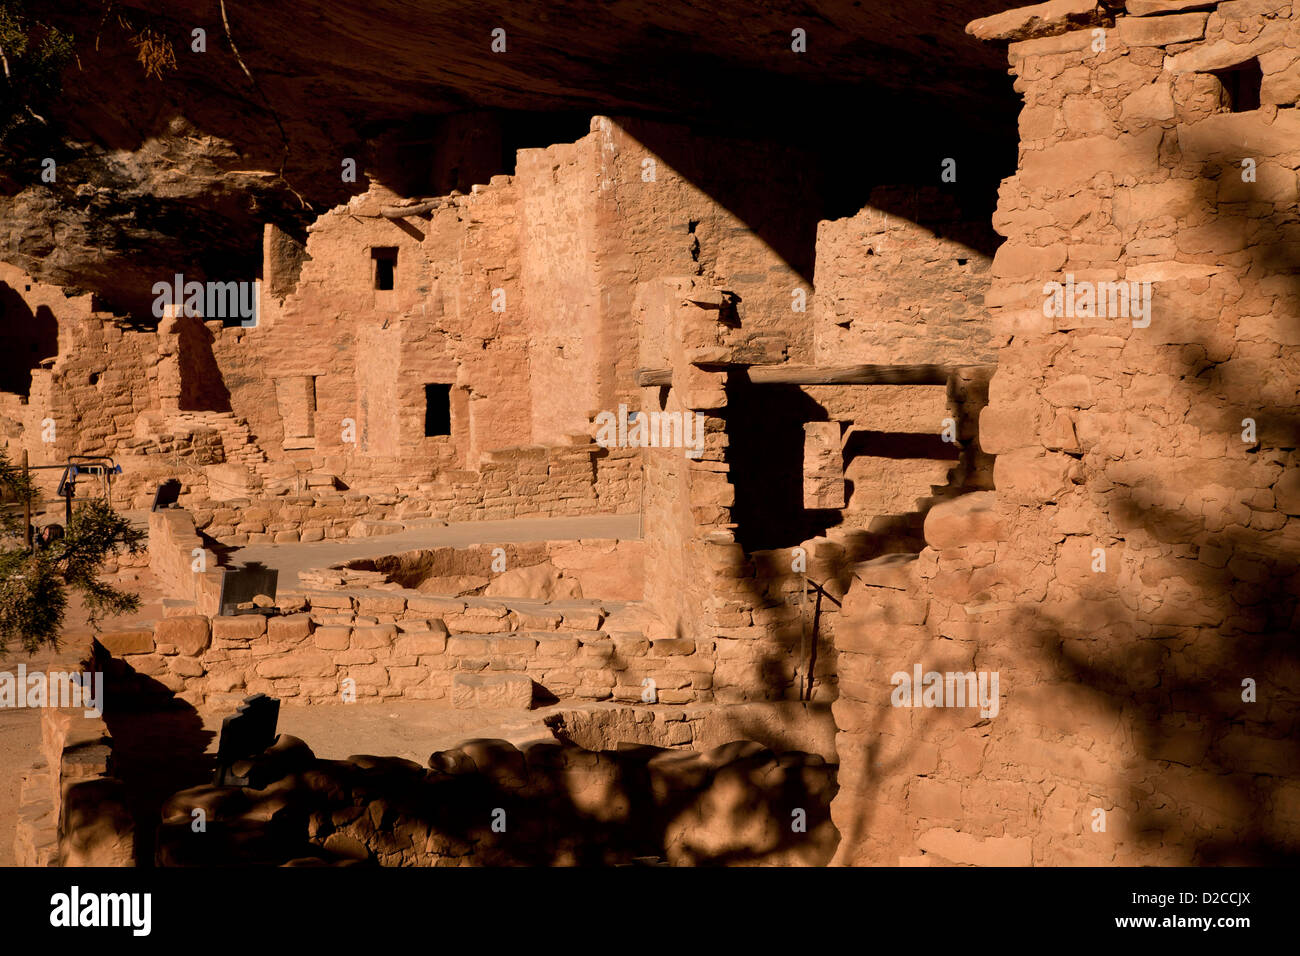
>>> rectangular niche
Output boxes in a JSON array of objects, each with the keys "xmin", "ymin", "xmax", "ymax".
[{"xmin": 276, "ymin": 375, "xmax": 317, "ymax": 450}]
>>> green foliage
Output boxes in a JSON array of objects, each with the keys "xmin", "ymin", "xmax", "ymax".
[
  {"xmin": 0, "ymin": 0, "xmax": 73, "ymax": 144},
  {"xmin": 0, "ymin": 451, "xmax": 143, "ymax": 653}
]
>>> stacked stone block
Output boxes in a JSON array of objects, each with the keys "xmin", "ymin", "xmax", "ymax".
[{"xmin": 100, "ymin": 589, "xmax": 716, "ymax": 710}]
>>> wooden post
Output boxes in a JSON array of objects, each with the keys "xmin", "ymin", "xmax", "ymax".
[{"xmin": 22, "ymin": 449, "xmax": 31, "ymax": 551}]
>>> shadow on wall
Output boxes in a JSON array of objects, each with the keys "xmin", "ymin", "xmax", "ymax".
[
  {"xmin": 728, "ymin": 373, "xmax": 992, "ymax": 553},
  {"xmin": 174, "ymin": 316, "xmax": 232, "ymax": 413},
  {"xmin": 723, "ymin": 371, "xmax": 993, "ymax": 706},
  {"xmin": 624, "ymin": 117, "xmax": 1009, "ymax": 290},
  {"xmin": 0, "ymin": 282, "xmax": 57, "ymax": 395},
  {"xmin": 826, "ymin": 137, "xmax": 1300, "ymax": 866},
  {"xmin": 1022, "ymin": 154, "xmax": 1300, "ymax": 864},
  {"xmin": 94, "ymin": 645, "xmax": 216, "ymax": 866}
]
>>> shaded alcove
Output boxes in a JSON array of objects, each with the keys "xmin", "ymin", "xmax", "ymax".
[
  {"xmin": 173, "ymin": 315, "xmax": 232, "ymax": 413},
  {"xmin": 726, "ymin": 378, "xmax": 841, "ymax": 552},
  {"xmin": 0, "ymin": 282, "xmax": 58, "ymax": 395}
]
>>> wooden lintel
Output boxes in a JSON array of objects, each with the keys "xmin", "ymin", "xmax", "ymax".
[
  {"xmin": 380, "ymin": 200, "xmax": 439, "ymax": 219},
  {"xmin": 635, "ymin": 363, "xmax": 977, "ymax": 388},
  {"xmin": 748, "ymin": 364, "xmax": 953, "ymax": 385},
  {"xmin": 634, "ymin": 367, "xmax": 674, "ymax": 386}
]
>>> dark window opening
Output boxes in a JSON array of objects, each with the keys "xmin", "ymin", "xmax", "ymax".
[
  {"xmin": 423, "ymin": 383, "xmax": 451, "ymax": 437},
  {"xmin": 1211, "ymin": 59, "xmax": 1263, "ymax": 113},
  {"xmin": 372, "ymin": 247, "xmax": 398, "ymax": 290}
]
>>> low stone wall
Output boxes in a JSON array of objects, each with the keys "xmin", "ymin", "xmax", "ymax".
[
  {"xmin": 167, "ymin": 441, "xmax": 642, "ymax": 534},
  {"xmin": 102, "ymin": 590, "xmax": 712, "ymax": 710},
  {"xmin": 154, "ymin": 734, "xmax": 838, "ymax": 866},
  {"xmin": 50, "ymin": 710, "xmax": 135, "ymax": 867},
  {"xmin": 15, "ymin": 684, "xmax": 135, "ymax": 867},
  {"xmin": 147, "ymin": 507, "xmax": 224, "ymax": 615}
]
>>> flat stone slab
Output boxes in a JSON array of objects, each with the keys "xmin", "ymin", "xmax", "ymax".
[{"xmin": 451, "ymin": 672, "xmax": 533, "ymax": 710}]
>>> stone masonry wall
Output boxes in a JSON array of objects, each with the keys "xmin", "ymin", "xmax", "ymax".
[
  {"xmin": 104, "ymin": 589, "xmax": 711, "ymax": 711},
  {"xmin": 4, "ymin": 114, "xmax": 820, "ymax": 517},
  {"xmin": 830, "ymin": 0, "xmax": 1300, "ymax": 866},
  {"xmin": 811, "ymin": 189, "xmax": 998, "ymax": 531},
  {"xmin": 148, "ymin": 508, "xmax": 224, "ymax": 616},
  {"xmin": 173, "ymin": 443, "xmax": 639, "ymax": 542},
  {"xmin": 13, "ymin": 634, "xmax": 134, "ymax": 868}
]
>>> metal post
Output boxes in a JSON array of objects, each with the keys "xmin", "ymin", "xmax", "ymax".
[
  {"xmin": 22, "ymin": 449, "xmax": 31, "ymax": 551},
  {"xmin": 807, "ymin": 586, "xmax": 823, "ymax": 703},
  {"xmin": 798, "ymin": 572, "xmax": 808, "ymax": 701}
]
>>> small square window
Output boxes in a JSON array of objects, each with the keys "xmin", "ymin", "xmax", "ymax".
[
  {"xmin": 424, "ymin": 383, "xmax": 451, "ymax": 437},
  {"xmin": 1210, "ymin": 59, "xmax": 1262, "ymax": 113},
  {"xmin": 372, "ymin": 247, "xmax": 397, "ymax": 290}
]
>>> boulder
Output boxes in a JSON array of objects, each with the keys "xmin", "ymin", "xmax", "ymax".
[
  {"xmin": 922, "ymin": 492, "xmax": 1007, "ymax": 550},
  {"xmin": 483, "ymin": 563, "xmax": 582, "ymax": 601}
]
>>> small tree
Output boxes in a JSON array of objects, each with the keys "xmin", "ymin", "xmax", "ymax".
[{"xmin": 0, "ymin": 451, "xmax": 143, "ymax": 653}]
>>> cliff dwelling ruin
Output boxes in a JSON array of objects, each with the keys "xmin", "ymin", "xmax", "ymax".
[{"xmin": 0, "ymin": 0, "xmax": 1297, "ymax": 888}]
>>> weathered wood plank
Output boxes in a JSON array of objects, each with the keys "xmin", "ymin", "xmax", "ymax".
[
  {"xmin": 634, "ymin": 367, "xmax": 674, "ymax": 386},
  {"xmin": 748, "ymin": 364, "xmax": 954, "ymax": 385},
  {"xmin": 635, "ymin": 364, "xmax": 980, "ymax": 387}
]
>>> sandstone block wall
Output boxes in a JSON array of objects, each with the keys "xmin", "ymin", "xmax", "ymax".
[
  {"xmin": 831, "ymin": 0, "xmax": 1300, "ymax": 866},
  {"xmin": 2, "ymin": 113, "xmax": 827, "ymax": 521},
  {"xmin": 103, "ymin": 588, "xmax": 713, "ymax": 710},
  {"xmin": 814, "ymin": 186, "xmax": 998, "ymax": 367},
  {"xmin": 810, "ymin": 188, "xmax": 998, "ymax": 530},
  {"xmin": 179, "ymin": 446, "xmax": 638, "ymax": 538},
  {"xmin": 14, "ymin": 635, "xmax": 134, "ymax": 868},
  {"xmin": 148, "ymin": 508, "xmax": 224, "ymax": 616}
]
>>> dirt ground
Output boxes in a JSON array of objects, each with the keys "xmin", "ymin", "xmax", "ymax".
[{"xmin": 230, "ymin": 512, "xmax": 641, "ymax": 587}]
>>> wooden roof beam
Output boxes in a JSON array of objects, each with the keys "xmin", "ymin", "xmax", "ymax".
[{"xmin": 634, "ymin": 364, "xmax": 989, "ymax": 388}]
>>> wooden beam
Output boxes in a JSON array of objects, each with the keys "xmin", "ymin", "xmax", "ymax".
[
  {"xmin": 380, "ymin": 200, "xmax": 439, "ymax": 219},
  {"xmin": 634, "ymin": 367, "xmax": 674, "ymax": 386},
  {"xmin": 635, "ymin": 363, "xmax": 976, "ymax": 387},
  {"xmin": 748, "ymin": 363, "xmax": 953, "ymax": 385}
]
